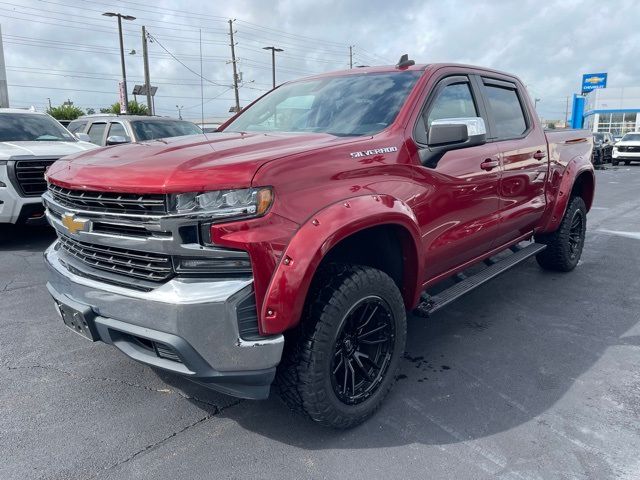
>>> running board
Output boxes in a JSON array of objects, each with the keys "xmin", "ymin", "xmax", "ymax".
[{"xmin": 414, "ymin": 242, "xmax": 547, "ymax": 317}]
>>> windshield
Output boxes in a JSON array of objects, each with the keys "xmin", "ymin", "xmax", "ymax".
[
  {"xmin": 593, "ymin": 133, "xmax": 604, "ymax": 142},
  {"xmin": 0, "ymin": 113, "xmax": 76, "ymax": 142},
  {"xmin": 130, "ymin": 120, "xmax": 202, "ymax": 141},
  {"xmin": 621, "ymin": 133, "xmax": 640, "ymax": 142},
  {"xmin": 224, "ymin": 71, "xmax": 422, "ymax": 137}
]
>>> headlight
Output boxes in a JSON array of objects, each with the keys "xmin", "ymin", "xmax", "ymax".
[{"xmin": 169, "ymin": 187, "xmax": 273, "ymax": 220}]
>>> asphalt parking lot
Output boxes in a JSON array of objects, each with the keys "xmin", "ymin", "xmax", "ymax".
[{"xmin": 1, "ymin": 166, "xmax": 639, "ymax": 480}]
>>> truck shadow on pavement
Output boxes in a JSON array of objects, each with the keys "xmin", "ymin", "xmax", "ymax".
[
  {"xmin": 156, "ymin": 232, "xmax": 640, "ymax": 449},
  {"xmin": 0, "ymin": 224, "xmax": 56, "ymax": 252}
]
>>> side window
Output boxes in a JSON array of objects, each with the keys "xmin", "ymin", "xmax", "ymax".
[
  {"xmin": 108, "ymin": 122, "xmax": 127, "ymax": 138},
  {"xmin": 67, "ymin": 121, "xmax": 86, "ymax": 134},
  {"xmin": 483, "ymin": 84, "xmax": 527, "ymax": 139},
  {"xmin": 426, "ymin": 83, "xmax": 478, "ymax": 128},
  {"xmin": 87, "ymin": 122, "xmax": 107, "ymax": 145}
]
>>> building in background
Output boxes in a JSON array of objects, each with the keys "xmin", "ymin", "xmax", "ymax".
[{"xmin": 583, "ymin": 87, "xmax": 640, "ymax": 136}]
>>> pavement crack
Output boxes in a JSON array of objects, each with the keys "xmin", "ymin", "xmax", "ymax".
[{"xmin": 89, "ymin": 413, "xmax": 217, "ymax": 479}]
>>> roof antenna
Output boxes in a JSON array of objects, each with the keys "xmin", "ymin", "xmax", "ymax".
[{"xmin": 396, "ymin": 54, "xmax": 415, "ymax": 69}]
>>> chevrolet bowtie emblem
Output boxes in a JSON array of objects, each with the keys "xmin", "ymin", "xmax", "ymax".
[{"xmin": 61, "ymin": 213, "xmax": 89, "ymax": 235}]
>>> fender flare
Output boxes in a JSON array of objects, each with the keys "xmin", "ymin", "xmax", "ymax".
[
  {"xmin": 540, "ymin": 156, "xmax": 595, "ymax": 233},
  {"xmin": 258, "ymin": 194, "xmax": 423, "ymax": 335}
]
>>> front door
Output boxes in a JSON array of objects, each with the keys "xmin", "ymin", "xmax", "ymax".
[{"xmin": 409, "ymin": 75, "xmax": 502, "ymax": 282}]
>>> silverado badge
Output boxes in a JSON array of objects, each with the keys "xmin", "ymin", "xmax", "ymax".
[{"xmin": 61, "ymin": 213, "xmax": 90, "ymax": 235}]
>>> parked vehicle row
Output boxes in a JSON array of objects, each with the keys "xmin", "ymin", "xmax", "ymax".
[{"xmin": 0, "ymin": 110, "xmax": 204, "ymax": 225}]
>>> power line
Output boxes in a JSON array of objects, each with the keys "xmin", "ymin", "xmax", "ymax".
[{"xmin": 144, "ymin": 32, "xmax": 230, "ymax": 87}]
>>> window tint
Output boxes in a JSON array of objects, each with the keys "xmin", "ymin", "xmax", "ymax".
[
  {"xmin": 484, "ymin": 85, "xmax": 527, "ymax": 139},
  {"xmin": 108, "ymin": 122, "xmax": 127, "ymax": 138},
  {"xmin": 87, "ymin": 122, "xmax": 107, "ymax": 145},
  {"xmin": 427, "ymin": 82, "xmax": 477, "ymax": 127},
  {"xmin": 67, "ymin": 121, "xmax": 87, "ymax": 134}
]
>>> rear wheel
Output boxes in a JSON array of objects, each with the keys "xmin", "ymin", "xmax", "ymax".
[
  {"xmin": 625, "ymin": 160, "xmax": 631, "ymax": 166},
  {"xmin": 612, "ymin": 158, "xmax": 620, "ymax": 166},
  {"xmin": 276, "ymin": 264, "xmax": 406, "ymax": 428},
  {"xmin": 535, "ymin": 196, "xmax": 587, "ymax": 272}
]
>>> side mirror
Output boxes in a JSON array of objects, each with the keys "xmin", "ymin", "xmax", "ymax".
[
  {"xmin": 604, "ymin": 138, "xmax": 609, "ymax": 143},
  {"xmin": 420, "ymin": 117, "xmax": 487, "ymax": 166},
  {"xmin": 75, "ymin": 133, "xmax": 91, "ymax": 142},
  {"xmin": 106, "ymin": 135, "xmax": 131, "ymax": 146}
]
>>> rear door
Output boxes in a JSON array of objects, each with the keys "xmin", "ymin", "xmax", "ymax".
[
  {"xmin": 479, "ymin": 77, "xmax": 548, "ymax": 243},
  {"xmin": 410, "ymin": 74, "xmax": 502, "ymax": 280}
]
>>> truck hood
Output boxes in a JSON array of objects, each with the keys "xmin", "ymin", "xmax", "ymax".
[
  {"xmin": 615, "ymin": 140, "xmax": 640, "ymax": 146},
  {"xmin": 46, "ymin": 132, "xmax": 363, "ymax": 193},
  {"xmin": 0, "ymin": 140, "xmax": 97, "ymax": 160}
]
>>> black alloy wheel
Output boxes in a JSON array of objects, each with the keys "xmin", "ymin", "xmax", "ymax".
[{"xmin": 331, "ymin": 296, "xmax": 395, "ymax": 405}]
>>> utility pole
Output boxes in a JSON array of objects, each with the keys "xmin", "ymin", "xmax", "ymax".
[
  {"xmin": 228, "ymin": 19, "xmax": 240, "ymax": 113},
  {"xmin": 263, "ymin": 46, "xmax": 283, "ymax": 89},
  {"xmin": 176, "ymin": 105, "xmax": 183, "ymax": 120},
  {"xmin": 0, "ymin": 25, "xmax": 9, "ymax": 108},
  {"xmin": 199, "ymin": 29, "xmax": 204, "ymax": 127},
  {"xmin": 103, "ymin": 12, "xmax": 136, "ymax": 114},
  {"xmin": 141, "ymin": 26, "xmax": 153, "ymax": 115},
  {"xmin": 565, "ymin": 96, "xmax": 570, "ymax": 127},
  {"xmin": 534, "ymin": 98, "xmax": 541, "ymax": 109},
  {"xmin": 349, "ymin": 45, "xmax": 353, "ymax": 69},
  {"xmin": 46, "ymin": 97, "xmax": 52, "ymax": 110}
]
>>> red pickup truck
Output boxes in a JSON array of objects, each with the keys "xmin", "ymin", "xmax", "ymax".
[{"xmin": 43, "ymin": 59, "xmax": 594, "ymax": 428}]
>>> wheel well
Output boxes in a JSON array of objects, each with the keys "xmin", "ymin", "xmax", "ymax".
[
  {"xmin": 318, "ymin": 224, "xmax": 418, "ymax": 307},
  {"xmin": 571, "ymin": 171, "xmax": 595, "ymax": 211}
]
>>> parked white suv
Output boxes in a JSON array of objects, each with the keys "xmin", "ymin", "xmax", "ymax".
[
  {"xmin": 612, "ymin": 132, "xmax": 640, "ymax": 166},
  {"xmin": 0, "ymin": 109, "xmax": 98, "ymax": 225}
]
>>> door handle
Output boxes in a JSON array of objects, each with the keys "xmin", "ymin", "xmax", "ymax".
[
  {"xmin": 480, "ymin": 159, "xmax": 500, "ymax": 171},
  {"xmin": 533, "ymin": 151, "xmax": 546, "ymax": 160}
]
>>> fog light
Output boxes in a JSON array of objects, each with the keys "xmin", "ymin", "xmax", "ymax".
[
  {"xmin": 175, "ymin": 256, "xmax": 252, "ymax": 275},
  {"xmin": 0, "ymin": 180, "xmax": 6, "ymax": 187}
]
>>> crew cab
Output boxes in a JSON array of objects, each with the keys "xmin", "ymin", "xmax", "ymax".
[
  {"xmin": 0, "ymin": 109, "xmax": 97, "ymax": 225},
  {"xmin": 43, "ymin": 60, "xmax": 594, "ymax": 428},
  {"xmin": 612, "ymin": 131, "xmax": 640, "ymax": 165}
]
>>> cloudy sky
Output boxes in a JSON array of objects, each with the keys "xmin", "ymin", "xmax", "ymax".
[{"xmin": 1, "ymin": 0, "xmax": 637, "ymax": 122}]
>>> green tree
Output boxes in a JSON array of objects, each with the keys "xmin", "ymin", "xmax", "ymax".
[
  {"xmin": 102, "ymin": 100, "xmax": 149, "ymax": 115},
  {"xmin": 47, "ymin": 104, "xmax": 84, "ymax": 121},
  {"xmin": 546, "ymin": 122, "xmax": 556, "ymax": 130},
  {"xmin": 85, "ymin": 107, "xmax": 95, "ymax": 115}
]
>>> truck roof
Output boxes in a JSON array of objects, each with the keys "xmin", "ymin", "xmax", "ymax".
[
  {"xmin": 293, "ymin": 62, "xmax": 522, "ymax": 83},
  {"xmin": 0, "ymin": 108, "xmax": 47, "ymax": 115}
]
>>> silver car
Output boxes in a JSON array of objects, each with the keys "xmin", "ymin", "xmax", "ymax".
[{"xmin": 68, "ymin": 115, "xmax": 203, "ymax": 146}]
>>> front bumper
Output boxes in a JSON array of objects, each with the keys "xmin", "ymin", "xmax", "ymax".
[
  {"xmin": 44, "ymin": 242, "xmax": 284, "ymax": 399},
  {"xmin": 612, "ymin": 150, "xmax": 640, "ymax": 160}
]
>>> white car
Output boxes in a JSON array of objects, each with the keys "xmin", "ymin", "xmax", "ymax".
[
  {"xmin": 612, "ymin": 132, "xmax": 640, "ymax": 166},
  {"xmin": 0, "ymin": 109, "xmax": 98, "ymax": 225}
]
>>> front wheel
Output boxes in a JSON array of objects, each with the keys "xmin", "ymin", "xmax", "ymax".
[
  {"xmin": 276, "ymin": 264, "xmax": 407, "ymax": 428},
  {"xmin": 535, "ymin": 196, "xmax": 587, "ymax": 272}
]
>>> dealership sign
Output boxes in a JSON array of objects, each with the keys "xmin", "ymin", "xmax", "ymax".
[{"xmin": 581, "ymin": 73, "xmax": 607, "ymax": 94}]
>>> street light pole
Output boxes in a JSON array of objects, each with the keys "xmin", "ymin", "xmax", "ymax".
[
  {"xmin": 103, "ymin": 12, "xmax": 136, "ymax": 114},
  {"xmin": 263, "ymin": 46, "xmax": 283, "ymax": 89},
  {"xmin": 176, "ymin": 105, "xmax": 183, "ymax": 120}
]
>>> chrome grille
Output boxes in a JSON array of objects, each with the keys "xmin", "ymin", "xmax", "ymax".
[
  {"xmin": 48, "ymin": 184, "xmax": 167, "ymax": 215},
  {"xmin": 58, "ymin": 235, "xmax": 173, "ymax": 282},
  {"xmin": 13, "ymin": 159, "xmax": 58, "ymax": 196}
]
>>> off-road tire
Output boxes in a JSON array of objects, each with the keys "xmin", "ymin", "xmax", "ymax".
[
  {"xmin": 275, "ymin": 264, "xmax": 407, "ymax": 429},
  {"xmin": 535, "ymin": 196, "xmax": 587, "ymax": 272},
  {"xmin": 624, "ymin": 160, "xmax": 631, "ymax": 166},
  {"xmin": 612, "ymin": 159, "xmax": 619, "ymax": 166}
]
